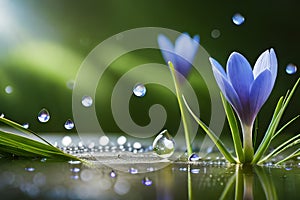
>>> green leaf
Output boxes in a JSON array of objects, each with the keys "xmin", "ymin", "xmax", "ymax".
[
  {"xmin": 271, "ymin": 115, "xmax": 300, "ymax": 140},
  {"xmin": 182, "ymin": 95, "xmax": 237, "ymax": 163},
  {"xmin": 220, "ymin": 93, "xmax": 244, "ymax": 163},
  {"xmin": 275, "ymin": 148, "xmax": 300, "ymax": 165}
]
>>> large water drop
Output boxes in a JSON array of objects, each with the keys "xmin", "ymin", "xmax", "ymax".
[
  {"xmin": 152, "ymin": 129, "xmax": 175, "ymax": 158},
  {"xmin": 38, "ymin": 108, "xmax": 50, "ymax": 123},
  {"xmin": 81, "ymin": 96, "xmax": 93, "ymax": 107},
  {"xmin": 133, "ymin": 83, "xmax": 146, "ymax": 97},
  {"xmin": 232, "ymin": 13, "xmax": 245, "ymax": 25},
  {"xmin": 64, "ymin": 119, "xmax": 74, "ymax": 130},
  {"xmin": 286, "ymin": 63, "xmax": 297, "ymax": 74}
]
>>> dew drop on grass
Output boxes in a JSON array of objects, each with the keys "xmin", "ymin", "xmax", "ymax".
[
  {"xmin": 232, "ymin": 13, "xmax": 245, "ymax": 25},
  {"xmin": 68, "ymin": 160, "xmax": 81, "ymax": 165},
  {"xmin": 64, "ymin": 119, "xmax": 74, "ymax": 130},
  {"xmin": 142, "ymin": 177, "xmax": 152, "ymax": 186},
  {"xmin": 152, "ymin": 129, "xmax": 175, "ymax": 158},
  {"xmin": 38, "ymin": 108, "xmax": 50, "ymax": 123},
  {"xmin": 285, "ymin": 63, "xmax": 297, "ymax": 74},
  {"xmin": 0, "ymin": 113, "xmax": 4, "ymax": 118},
  {"xmin": 22, "ymin": 123, "xmax": 29, "ymax": 129},
  {"xmin": 133, "ymin": 83, "xmax": 146, "ymax": 97},
  {"xmin": 189, "ymin": 153, "xmax": 200, "ymax": 161},
  {"xmin": 81, "ymin": 96, "xmax": 93, "ymax": 107}
]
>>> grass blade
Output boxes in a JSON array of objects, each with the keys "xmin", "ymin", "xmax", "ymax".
[
  {"xmin": 183, "ymin": 95, "xmax": 237, "ymax": 163},
  {"xmin": 220, "ymin": 93, "xmax": 244, "ymax": 163}
]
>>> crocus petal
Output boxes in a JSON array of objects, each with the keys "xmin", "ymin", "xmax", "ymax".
[
  {"xmin": 174, "ymin": 33, "xmax": 199, "ymax": 64},
  {"xmin": 210, "ymin": 58, "xmax": 243, "ymax": 114},
  {"xmin": 157, "ymin": 34, "xmax": 175, "ymax": 65},
  {"xmin": 249, "ymin": 70, "xmax": 273, "ymax": 120},
  {"xmin": 269, "ymin": 48, "xmax": 278, "ymax": 86},
  {"xmin": 227, "ymin": 52, "xmax": 254, "ymax": 106},
  {"xmin": 253, "ymin": 49, "xmax": 270, "ymax": 79}
]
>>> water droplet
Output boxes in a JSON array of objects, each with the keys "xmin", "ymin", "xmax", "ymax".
[
  {"xmin": 66, "ymin": 80, "xmax": 75, "ymax": 90},
  {"xmin": 152, "ymin": 129, "xmax": 175, "ymax": 158},
  {"xmin": 70, "ymin": 168, "xmax": 81, "ymax": 173},
  {"xmin": 189, "ymin": 153, "xmax": 200, "ymax": 161},
  {"xmin": 133, "ymin": 142, "xmax": 142, "ymax": 149},
  {"xmin": 81, "ymin": 96, "xmax": 93, "ymax": 107},
  {"xmin": 142, "ymin": 177, "xmax": 152, "ymax": 186},
  {"xmin": 64, "ymin": 119, "xmax": 74, "ymax": 130},
  {"xmin": 117, "ymin": 136, "xmax": 127, "ymax": 145},
  {"xmin": 25, "ymin": 167, "xmax": 35, "ymax": 172},
  {"xmin": 62, "ymin": 136, "xmax": 72, "ymax": 146},
  {"xmin": 37, "ymin": 108, "xmax": 50, "ymax": 123},
  {"xmin": 22, "ymin": 123, "xmax": 29, "ymax": 129},
  {"xmin": 232, "ymin": 13, "xmax": 245, "ymax": 25},
  {"xmin": 190, "ymin": 168, "xmax": 200, "ymax": 174},
  {"xmin": 110, "ymin": 170, "xmax": 117, "ymax": 178},
  {"xmin": 129, "ymin": 167, "xmax": 138, "ymax": 174},
  {"xmin": 68, "ymin": 160, "xmax": 81, "ymax": 165},
  {"xmin": 40, "ymin": 158, "xmax": 47, "ymax": 162},
  {"xmin": 286, "ymin": 63, "xmax": 297, "ymax": 74},
  {"xmin": 211, "ymin": 29, "xmax": 221, "ymax": 39},
  {"xmin": 99, "ymin": 136, "xmax": 110, "ymax": 146},
  {"xmin": 0, "ymin": 113, "xmax": 4, "ymax": 118},
  {"xmin": 133, "ymin": 83, "xmax": 146, "ymax": 97},
  {"xmin": 5, "ymin": 85, "xmax": 13, "ymax": 94}
]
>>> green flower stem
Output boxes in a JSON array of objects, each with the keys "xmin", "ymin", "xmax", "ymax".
[
  {"xmin": 242, "ymin": 124, "xmax": 254, "ymax": 163},
  {"xmin": 168, "ymin": 61, "xmax": 192, "ymax": 156},
  {"xmin": 188, "ymin": 165, "xmax": 192, "ymax": 200}
]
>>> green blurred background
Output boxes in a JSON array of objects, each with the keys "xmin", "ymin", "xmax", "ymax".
[{"xmin": 0, "ymin": 0, "xmax": 299, "ymax": 145}]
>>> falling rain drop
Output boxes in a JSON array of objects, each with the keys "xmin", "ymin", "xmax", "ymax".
[
  {"xmin": 81, "ymin": 96, "xmax": 93, "ymax": 107},
  {"xmin": 232, "ymin": 13, "xmax": 245, "ymax": 25},
  {"xmin": 189, "ymin": 153, "xmax": 201, "ymax": 161},
  {"xmin": 285, "ymin": 63, "xmax": 297, "ymax": 74},
  {"xmin": 64, "ymin": 119, "xmax": 75, "ymax": 130},
  {"xmin": 152, "ymin": 129, "xmax": 175, "ymax": 158},
  {"xmin": 133, "ymin": 83, "xmax": 146, "ymax": 97},
  {"xmin": 37, "ymin": 108, "xmax": 50, "ymax": 123},
  {"xmin": 5, "ymin": 85, "xmax": 13, "ymax": 94},
  {"xmin": 142, "ymin": 177, "xmax": 153, "ymax": 186}
]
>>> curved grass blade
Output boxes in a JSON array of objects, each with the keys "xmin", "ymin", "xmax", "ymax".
[
  {"xmin": 252, "ymin": 77, "xmax": 300, "ymax": 164},
  {"xmin": 255, "ymin": 167, "xmax": 278, "ymax": 200},
  {"xmin": 275, "ymin": 148, "xmax": 300, "ymax": 165},
  {"xmin": 258, "ymin": 134, "xmax": 300, "ymax": 164},
  {"xmin": 220, "ymin": 93, "xmax": 244, "ymax": 163},
  {"xmin": 183, "ymin": 95, "xmax": 237, "ymax": 163},
  {"xmin": 0, "ymin": 117, "xmax": 84, "ymax": 162},
  {"xmin": 271, "ymin": 115, "xmax": 300, "ymax": 140}
]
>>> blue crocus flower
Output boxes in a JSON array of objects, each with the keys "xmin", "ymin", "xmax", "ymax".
[
  {"xmin": 158, "ymin": 33, "xmax": 200, "ymax": 78},
  {"xmin": 209, "ymin": 49, "xmax": 277, "ymax": 162}
]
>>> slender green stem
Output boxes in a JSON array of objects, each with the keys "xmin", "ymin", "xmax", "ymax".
[
  {"xmin": 235, "ymin": 165, "xmax": 243, "ymax": 200},
  {"xmin": 168, "ymin": 61, "xmax": 192, "ymax": 156},
  {"xmin": 242, "ymin": 124, "xmax": 254, "ymax": 163},
  {"xmin": 188, "ymin": 165, "xmax": 192, "ymax": 200}
]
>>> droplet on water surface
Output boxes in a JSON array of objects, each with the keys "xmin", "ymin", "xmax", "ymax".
[
  {"xmin": 211, "ymin": 29, "xmax": 221, "ymax": 39},
  {"xmin": 142, "ymin": 177, "xmax": 153, "ymax": 186},
  {"xmin": 38, "ymin": 108, "xmax": 50, "ymax": 123},
  {"xmin": 110, "ymin": 170, "xmax": 117, "ymax": 178},
  {"xmin": 232, "ymin": 13, "xmax": 245, "ymax": 25},
  {"xmin": 81, "ymin": 96, "xmax": 93, "ymax": 107},
  {"xmin": 152, "ymin": 129, "xmax": 175, "ymax": 158},
  {"xmin": 62, "ymin": 136, "xmax": 72, "ymax": 146},
  {"xmin": 64, "ymin": 119, "xmax": 74, "ymax": 130},
  {"xmin": 189, "ymin": 153, "xmax": 200, "ymax": 161},
  {"xmin": 285, "ymin": 63, "xmax": 297, "ymax": 74},
  {"xmin": 117, "ymin": 136, "xmax": 127, "ymax": 145},
  {"xmin": 133, "ymin": 83, "xmax": 146, "ymax": 97}
]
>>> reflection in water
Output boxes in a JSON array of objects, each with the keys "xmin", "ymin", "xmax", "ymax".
[{"xmin": 0, "ymin": 157, "xmax": 300, "ymax": 199}]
